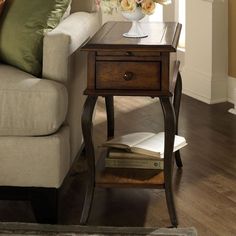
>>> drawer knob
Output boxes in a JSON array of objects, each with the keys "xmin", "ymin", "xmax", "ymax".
[
  {"xmin": 123, "ymin": 72, "xmax": 134, "ymax": 81},
  {"xmin": 125, "ymin": 51, "xmax": 133, "ymax": 56}
]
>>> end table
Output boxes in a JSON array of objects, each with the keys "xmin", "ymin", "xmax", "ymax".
[{"xmin": 80, "ymin": 21, "xmax": 182, "ymax": 227}]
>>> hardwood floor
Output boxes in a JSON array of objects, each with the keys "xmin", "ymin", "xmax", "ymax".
[{"xmin": 0, "ymin": 95, "xmax": 235, "ymax": 236}]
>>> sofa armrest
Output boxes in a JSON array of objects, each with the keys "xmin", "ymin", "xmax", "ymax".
[{"xmin": 42, "ymin": 12, "xmax": 101, "ymax": 84}]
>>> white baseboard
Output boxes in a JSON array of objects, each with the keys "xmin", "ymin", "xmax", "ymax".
[
  {"xmin": 182, "ymin": 74, "xmax": 236, "ymax": 104},
  {"xmin": 181, "ymin": 66, "xmax": 228, "ymax": 104},
  {"xmin": 183, "ymin": 88, "xmax": 228, "ymax": 104},
  {"xmin": 228, "ymin": 76, "xmax": 236, "ymax": 103}
]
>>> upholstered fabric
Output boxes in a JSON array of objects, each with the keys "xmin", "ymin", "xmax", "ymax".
[
  {"xmin": 61, "ymin": 17, "xmax": 101, "ymax": 162},
  {"xmin": 0, "ymin": 0, "xmax": 101, "ymax": 188},
  {"xmin": 0, "ymin": 0, "xmax": 71, "ymax": 76},
  {"xmin": 0, "ymin": 126, "xmax": 70, "ymax": 188},
  {"xmin": 43, "ymin": 11, "xmax": 101, "ymax": 161},
  {"xmin": 0, "ymin": 64, "xmax": 68, "ymax": 136},
  {"xmin": 66, "ymin": 51, "xmax": 88, "ymax": 162},
  {"xmin": 43, "ymin": 12, "xmax": 100, "ymax": 84},
  {"xmin": 71, "ymin": 0, "xmax": 97, "ymax": 13},
  {"xmin": 61, "ymin": 0, "xmax": 72, "ymax": 21}
]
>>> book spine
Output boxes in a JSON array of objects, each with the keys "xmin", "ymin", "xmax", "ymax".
[
  {"xmin": 108, "ymin": 152, "xmax": 159, "ymax": 160},
  {"xmin": 105, "ymin": 159, "xmax": 164, "ymax": 170}
]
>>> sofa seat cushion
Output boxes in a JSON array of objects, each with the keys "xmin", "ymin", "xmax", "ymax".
[
  {"xmin": 0, "ymin": 126, "xmax": 70, "ymax": 188},
  {"xmin": 0, "ymin": 64, "xmax": 68, "ymax": 136}
]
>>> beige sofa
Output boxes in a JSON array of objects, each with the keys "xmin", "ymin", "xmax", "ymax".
[{"xmin": 0, "ymin": 0, "xmax": 101, "ymax": 223}]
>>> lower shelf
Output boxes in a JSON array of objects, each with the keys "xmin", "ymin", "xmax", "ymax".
[{"xmin": 95, "ymin": 149, "xmax": 165, "ymax": 188}]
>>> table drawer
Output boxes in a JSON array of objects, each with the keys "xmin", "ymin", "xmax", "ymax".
[{"xmin": 96, "ymin": 61, "xmax": 161, "ymax": 90}]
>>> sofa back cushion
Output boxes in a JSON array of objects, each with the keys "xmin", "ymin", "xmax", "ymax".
[
  {"xmin": 71, "ymin": 0, "xmax": 97, "ymax": 13},
  {"xmin": 0, "ymin": 0, "xmax": 71, "ymax": 77}
]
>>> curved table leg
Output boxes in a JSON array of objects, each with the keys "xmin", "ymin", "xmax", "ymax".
[
  {"xmin": 172, "ymin": 61, "xmax": 183, "ymax": 168},
  {"xmin": 105, "ymin": 96, "xmax": 115, "ymax": 140},
  {"xmin": 160, "ymin": 97, "xmax": 178, "ymax": 227},
  {"xmin": 80, "ymin": 96, "xmax": 98, "ymax": 225},
  {"xmin": 173, "ymin": 71, "xmax": 183, "ymax": 168},
  {"xmin": 174, "ymin": 150, "xmax": 182, "ymax": 168}
]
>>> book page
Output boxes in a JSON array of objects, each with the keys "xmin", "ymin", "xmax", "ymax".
[
  {"xmin": 103, "ymin": 132, "xmax": 155, "ymax": 149},
  {"xmin": 132, "ymin": 132, "xmax": 165, "ymax": 157},
  {"xmin": 173, "ymin": 135, "xmax": 188, "ymax": 151},
  {"xmin": 132, "ymin": 132, "xmax": 187, "ymax": 157}
]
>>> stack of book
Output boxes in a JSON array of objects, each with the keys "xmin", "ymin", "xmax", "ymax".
[{"xmin": 102, "ymin": 132, "xmax": 187, "ymax": 170}]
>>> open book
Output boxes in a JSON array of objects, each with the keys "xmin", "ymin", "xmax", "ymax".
[{"xmin": 103, "ymin": 132, "xmax": 187, "ymax": 158}]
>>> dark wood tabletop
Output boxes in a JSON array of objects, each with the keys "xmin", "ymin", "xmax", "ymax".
[{"xmin": 82, "ymin": 21, "xmax": 181, "ymax": 52}]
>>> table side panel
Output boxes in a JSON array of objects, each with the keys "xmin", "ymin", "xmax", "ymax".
[
  {"xmin": 169, "ymin": 52, "xmax": 178, "ymax": 89},
  {"xmin": 87, "ymin": 52, "xmax": 96, "ymax": 90}
]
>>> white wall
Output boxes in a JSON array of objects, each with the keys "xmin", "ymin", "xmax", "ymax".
[{"xmin": 181, "ymin": 0, "xmax": 228, "ymax": 104}]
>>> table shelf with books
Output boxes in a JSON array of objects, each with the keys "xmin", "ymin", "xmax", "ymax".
[
  {"xmin": 80, "ymin": 21, "xmax": 183, "ymax": 227},
  {"xmin": 96, "ymin": 148, "xmax": 165, "ymax": 189},
  {"xmin": 95, "ymin": 131, "xmax": 186, "ymax": 188}
]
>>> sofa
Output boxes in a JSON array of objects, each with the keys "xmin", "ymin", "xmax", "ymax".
[{"xmin": 0, "ymin": 0, "xmax": 101, "ymax": 223}]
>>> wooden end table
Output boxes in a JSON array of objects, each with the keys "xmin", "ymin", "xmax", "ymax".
[{"xmin": 80, "ymin": 21, "xmax": 182, "ymax": 227}]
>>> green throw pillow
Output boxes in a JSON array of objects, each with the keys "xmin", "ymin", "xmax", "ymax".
[{"xmin": 0, "ymin": 0, "xmax": 71, "ymax": 76}]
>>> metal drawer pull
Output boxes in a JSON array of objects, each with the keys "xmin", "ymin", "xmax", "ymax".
[{"xmin": 123, "ymin": 71, "xmax": 134, "ymax": 81}]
